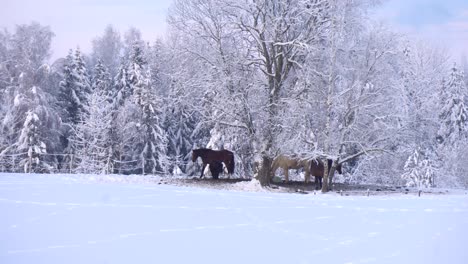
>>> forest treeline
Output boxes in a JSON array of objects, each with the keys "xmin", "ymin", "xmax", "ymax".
[{"xmin": 0, "ymin": 0, "xmax": 467, "ymax": 188}]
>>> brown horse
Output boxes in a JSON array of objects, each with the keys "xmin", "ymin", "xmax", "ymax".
[
  {"xmin": 271, "ymin": 155, "xmax": 311, "ymax": 183},
  {"xmin": 310, "ymin": 159, "xmax": 343, "ymax": 190},
  {"xmin": 192, "ymin": 148, "xmax": 235, "ymax": 178}
]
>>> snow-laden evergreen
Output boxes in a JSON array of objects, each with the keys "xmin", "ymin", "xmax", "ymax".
[
  {"xmin": 437, "ymin": 65, "xmax": 468, "ymax": 146},
  {"xmin": 401, "ymin": 148, "xmax": 435, "ymax": 188},
  {"xmin": 16, "ymin": 110, "xmax": 47, "ymax": 172},
  {"xmin": 91, "ymin": 25, "xmax": 122, "ymax": 78},
  {"xmin": 72, "ymin": 92, "xmax": 112, "ymax": 174},
  {"xmin": 113, "ymin": 61, "xmax": 130, "ymax": 107},
  {"xmin": 57, "ymin": 49, "xmax": 91, "ymax": 125},
  {"xmin": 0, "ymin": 23, "xmax": 60, "ymax": 173},
  {"xmin": 123, "ymin": 45, "xmax": 169, "ymax": 174},
  {"xmin": 92, "ymin": 59, "xmax": 112, "ymax": 96}
]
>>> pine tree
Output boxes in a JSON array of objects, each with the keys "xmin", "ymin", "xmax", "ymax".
[
  {"xmin": 127, "ymin": 44, "xmax": 146, "ymax": 105},
  {"xmin": 113, "ymin": 61, "xmax": 130, "ymax": 107},
  {"xmin": 0, "ymin": 23, "xmax": 60, "ymax": 173},
  {"xmin": 74, "ymin": 48, "xmax": 91, "ymax": 94},
  {"xmin": 72, "ymin": 60, "xmax": 114, "ymax": 174},
  {"xmin": 91, "ymin": 25, "xmax": 122, "ymax": 77},
  {"xmin": 92, "ymin": 58, "xmax": 112, "ymax": 95},
  {"xmin": 9, "ymin": 73, "xmax": 61, "ymax": 173},
  {"xmin": 122, "ymin": 44, "xmax": 169, "ymax": 174},
  {"xmin": 58, "ymin": 49, "xmax": 91, "ymax": 125},
  {"xmin": 139, "ymin": 68, "xmax": 169, "ymax": 174},
  {"xmin": 16, "ymin": 110, "xmax": 47, "ymax": 172},
  {"xmin": 401, "ymin": 148, "xmax": 435, "ymax": 188},
  {"xmin": 436, "ymin": 64, "xmax": 468, "ymax": 147},
  {"xmin": 57, "ymin": 48, "xmax": 92, "ymax": 171},
  {"xmin": 73, "ymin": 88, "xmax": 112, "ymax": 174},
  {"xmin": 166, "ymin": 103, "xmax": 195, "ymax": 174}
]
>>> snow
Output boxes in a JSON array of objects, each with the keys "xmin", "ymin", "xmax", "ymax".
[
  {"xmin": 1, "ymin": 173, "xmax": 468, "ymax": 264},
  {"xmin": 13, "ymin": 95, "xmax": 21, "ymax": 107}
]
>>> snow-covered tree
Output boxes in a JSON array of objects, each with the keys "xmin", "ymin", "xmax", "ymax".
[
  {"xmin": 401, "ymin": 148, "xmax": 435, "ymax": 188},
  {"xmin": 123, "ymin": 27, "xmax": 145, "ymax": 61},
  {"xmin": 128, "ymin": 44, "xmax": 147, "ymax": 106},
  {"xmin": 92, "ymin": 59, "xmax": 112, "ymax": 98},
  {"xmin": 436, "ymin": 64, "xmax": 468, "ymax": 147},
  {"xmin": 74, "ymin": 48, "xmax": 92, "ymax": 100},
  {"xmin": 0, "ymin": 23, "xmax": 60, "ymax": 173},
  {"xmin": 138, "ymin": 68, "xmax": 169, "ymax": 174},
  {"xmin": 123, "ymin": 45, "xmax": 169, "ymax": 174},
  {"xmin": 73, "ymin": 88, "xmax": 112, "ymax": 174},
  {"xmin": 168, "ymin": 0, "xmax": 333, "ymax": 183},
  {"xmin": 56, "ymin": 48, "xmax": 92, "ymax": 171},
  {"xmin": 72, "ymin": 59, "xmax": 114, "ymax": 174},
  {"xmin": 165, "ymin": 101, "xmax": 196, "ymax": 174},
  {"xmin": 57, "ymin": 49, "xmax": 91, "ymax": 125},
  {"xmin": 91, "ymin": 25, "xmax": 122, "ymax": 77},
  {"xmin": 274, "ymin": 2, "xmax": 402, "ymax": 191},
  {"xmin": 16, "ymin": 110, "xmax": 47, "ymax": 172},
  {"xmin": 113, "ymin": 60, "xmax": 131, "ymax": 106}
]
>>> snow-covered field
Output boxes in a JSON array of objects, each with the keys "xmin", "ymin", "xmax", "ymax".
[{"xmin": 1, "ymin": 173, "xmax": 468, "ymax": 264}]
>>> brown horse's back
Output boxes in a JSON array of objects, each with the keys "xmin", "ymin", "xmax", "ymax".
[
  {"xmin": 220, "ymin": 149, "xmax": 235, "ymax": 174},
  {"xmin": 310, "ymin": 159, "xmax": 342, "ymax": 177},
  {"xmin": 192, "ymin": 148, "xmax": 235, "ymax": 175}
]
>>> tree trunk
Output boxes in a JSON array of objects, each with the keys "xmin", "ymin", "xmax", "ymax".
[
  {"xmin": 322, "ymin": 159, "xmax": 338, "ymax": 192},
  {"xmin": 321, "ymin": 158, "xmax": 329, "ymax": 193},
  {"xmin": 255, "ymin": 155, "xmax": 272, "ymax": 186},
  {"xmin": 328, "ymin": 162, "xmax": 337, "ymax": 190}
]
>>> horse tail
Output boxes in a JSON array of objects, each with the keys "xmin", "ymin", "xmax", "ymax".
[
  {"xmin": 228, "ymin": 153, "xmax": 235, "ymax": 174},
  {"xmin": 271, "ymin": 156, "xmax": 278, "ymax": 173}
]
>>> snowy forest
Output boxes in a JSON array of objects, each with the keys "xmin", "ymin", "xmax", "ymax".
[{"xmin": 0, "ymin": 0, "xmax": 467, "ymax": 189}]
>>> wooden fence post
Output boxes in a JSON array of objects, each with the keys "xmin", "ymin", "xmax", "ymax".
[{"xmin": 70, "ymin": 154, "xmax": 74, "ymax": 173}]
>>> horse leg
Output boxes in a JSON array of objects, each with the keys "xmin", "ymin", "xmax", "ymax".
[
  {"xmin": 200, "ymin": 163, "xmax": 207, "ymax": 179},
  {"xmin": 315, "ymin": 176, "xmax": 321, "ymax": 190},
  {"xmin": 212, "ymin": 170, "xmax": 219, "ymax": 179},
  {"xmin": 224, "ymin": 163, "xmax": 230, "ymax": 179},
  {"xmin": 284, "ymin": 168, "xmax": 289, "ymax": 183},
  {"xmin": 305, "ymin": 167, "xmax": 310, "ymax": 184},
  {"xmin": 271, "ymin": 166, "xmax": 278, "ymax": 183}
]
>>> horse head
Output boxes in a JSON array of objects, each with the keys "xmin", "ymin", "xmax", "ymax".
[
  {"xmin": 192, "ymin": 150, "xmax": 199, "ymax": 162},
  {"xmin": 336, "ymin": 163, "xmax": 343, "ymax": 174}
]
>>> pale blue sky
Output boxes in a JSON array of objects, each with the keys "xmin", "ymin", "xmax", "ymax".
[
  {"xmin": 374, "ymin": 0, "xmax": 468, "ymax": 59},
  {"xmin": 1, "ymin": 0, "xmax": 467, "ymax": 61},
  {"xmin": 1, "ymin": 0, "xmax": 173, "ymax": 61}
]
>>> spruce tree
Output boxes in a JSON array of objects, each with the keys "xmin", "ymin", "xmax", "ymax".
[
  {"xmin": 58, "ymin": 49, "xmax": 91, "ymax": 125},
  {"xmin": 436, "ymin": 65, "xmax": 468, "ymax": 147},
  {"xmin": 0, "ymin": 23, "xmax": 59, "ymax": 173},
  {"xmin": 73, "ymin": 89, "xmax": 112, "ymax": 174},
  {"xmin": 73, "ymin": 60, "xmax": 113, "ymax": 174},
  {"xmin": 401, "ymin": 148, "xmax": 435, "ymax": 188},
  {"xmin": 92, "ymin": 58, "xmax": 112, "ymax": 94},
  {"xmin": 122, "ymin": 44, "xmax": 169, "ymax": 174}
]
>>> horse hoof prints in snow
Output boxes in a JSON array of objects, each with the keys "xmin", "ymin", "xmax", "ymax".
[{"xmin": 192, "ymin": 148, "xmax": 235, "ymax": 179}]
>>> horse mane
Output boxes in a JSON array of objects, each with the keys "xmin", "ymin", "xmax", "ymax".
[{"xmin": 193, "ymin": 148, "xmax": 210, "ymax": 154}]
